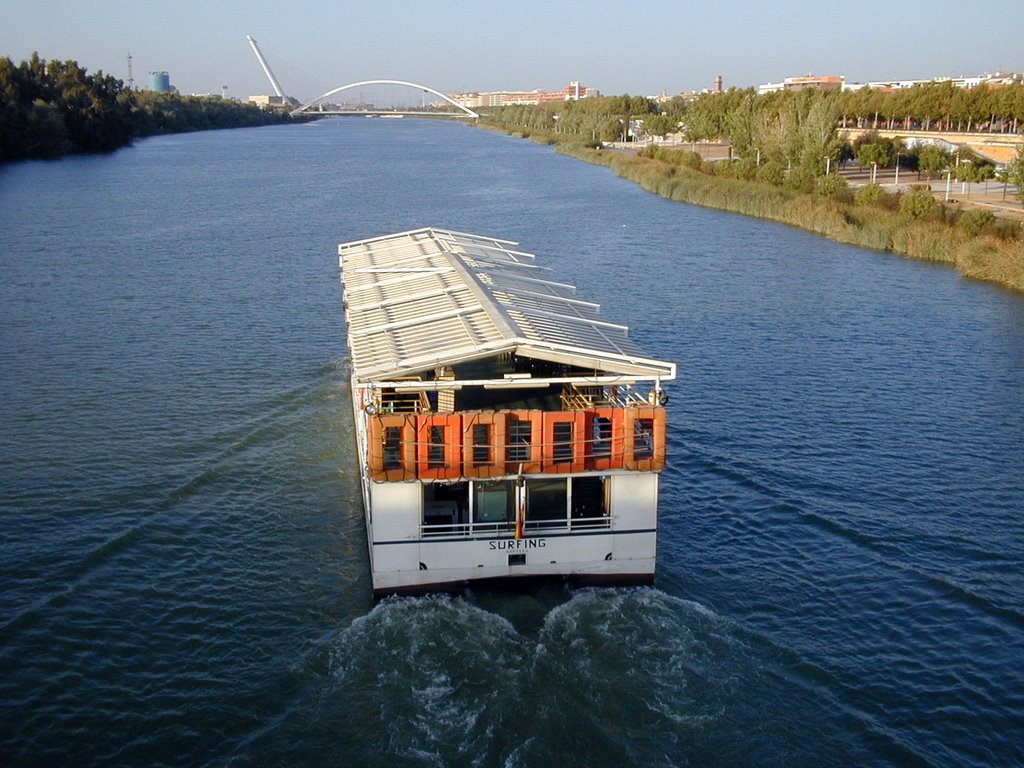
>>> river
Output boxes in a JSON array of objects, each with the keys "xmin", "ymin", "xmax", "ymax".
[{"xmin": 1, "ymin": 118, "xmax": 1023, "ymax": 767}]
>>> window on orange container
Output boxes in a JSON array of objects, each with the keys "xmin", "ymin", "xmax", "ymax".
[{"xmin": 383, "ymin": 426, "xmax": 402, "ymax": 469}]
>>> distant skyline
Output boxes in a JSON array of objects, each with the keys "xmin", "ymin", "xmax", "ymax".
[{"xmin": 3, "ymin": 0, "xmax": 1023, "ymax": 99}]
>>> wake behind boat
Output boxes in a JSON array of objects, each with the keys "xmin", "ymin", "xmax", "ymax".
[{"xmin": 339, "ymin": 227, "xmax": 675, "ymax": 597}]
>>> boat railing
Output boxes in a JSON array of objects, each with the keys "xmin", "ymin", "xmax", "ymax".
[
  {"xmin": 420, "ymin": 515, "xmax": 611, "ymax": 538},
  {"xmin": 560, "ymin": 384, "xmax": 650, "ymax": 410}
]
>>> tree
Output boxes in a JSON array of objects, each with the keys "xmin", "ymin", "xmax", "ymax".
[
  {"xmin": 856, "ymin": 141, "xmax": 894, "ymax": 169},
  {"xmin": 916, "ymin": 145, "xmax": 949, "ymax": 180},
  {"xmin": 1008, "ymin": 145, "xmax": 1024, "ymax": 205},
  {"xmin": 642, "ymin": 113, "xmax": 680, "ymax": 139}
]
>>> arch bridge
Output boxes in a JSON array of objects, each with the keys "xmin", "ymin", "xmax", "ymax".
[{"xmin": 291, "ymin": 80, "xmax": 479, "ymax": 119}]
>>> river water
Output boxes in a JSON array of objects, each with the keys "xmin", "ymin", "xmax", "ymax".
[{"xmin": 1, "ymin": 119, "xmax": 1022, "ymax": 767}]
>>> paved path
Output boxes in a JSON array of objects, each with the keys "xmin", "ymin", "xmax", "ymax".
[{"xmin": 839, "ymin": 165, "xmax": 1023, "ymax": 221}]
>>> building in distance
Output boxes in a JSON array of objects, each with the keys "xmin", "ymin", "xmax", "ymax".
[
  {"xmin": 758, "ymin": 74, "xmax": 844, "ymax": 95},
  {"xmin": 449, "ymin": 82, "xmax": 596, "ymax": 108},
  {"xmin": 758, "ymin": 71, "xmax": 1023, "ymax": 95}
]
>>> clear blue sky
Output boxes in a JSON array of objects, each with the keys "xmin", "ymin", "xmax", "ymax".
[{"xmin": 3, "ymin": 0, "xmax": 1022, "ymax": 99}]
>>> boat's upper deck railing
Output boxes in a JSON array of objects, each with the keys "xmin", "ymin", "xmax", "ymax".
[
  {"xmin": 560, "ymin": 383, "xmax": 649, "ymax": 410},
  {"xmin": 370, "ymin": 380, "xmax": 655, "ymax": 415}
]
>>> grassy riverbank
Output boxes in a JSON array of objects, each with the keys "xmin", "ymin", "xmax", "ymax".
[
  {"xmin": 558, "ymin": 143, "xmax": 1024, "ymax": 293},
  {"xmin": 477, "ymin": 123, "xmax": 1024, "ymax": 293}
]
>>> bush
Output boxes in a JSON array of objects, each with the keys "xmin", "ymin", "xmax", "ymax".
[
  {"xmin": 854, "ymin": 183, "xmax": 887, "ymax": 207},
  {"xmin": 900, "ymin": 187, "xmax": 939, "ymax": 220},
  {"xmin": 756, "ymin": 160, "xmax": 785, "ymax": 185},
  {"xmin": 784, "ymin": 166, "xmax": 817, "ymax": 193},
  {"xmin": 957, "ymin": 208, "xmax": 996, "ymax": 237},
  {"xmin": 817, "ymin": 173, "xmax": 851, "ymax": 201},
  {"xmin": 701, "ymin": 160, "xmax": 718, "ymax": 175},
  {"xmin": 733, "ymin": 157, "xmax": 758, "ymax": 181},
  {"xmin": 683, "ymin": 151, "xmax": 704, "ymax": 170}
]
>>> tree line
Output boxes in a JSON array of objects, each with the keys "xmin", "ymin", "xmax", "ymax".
[
  {"xmin": 482, "ymin": 83, "xmax": 1024, "ymax": 202},
  {"xmin": 1, "ymin": 53, "xmax": 295, "ymax": 164}
]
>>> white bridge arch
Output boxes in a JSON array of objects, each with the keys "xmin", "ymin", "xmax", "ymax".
[{"xmin": 291, "ymin": 80, "xmax": 479, "ymax": 119}]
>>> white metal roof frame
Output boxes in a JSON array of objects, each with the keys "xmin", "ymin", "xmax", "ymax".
[{"xmin": 338, "ymin": 227, "xmax": 676, "ymax": 384}]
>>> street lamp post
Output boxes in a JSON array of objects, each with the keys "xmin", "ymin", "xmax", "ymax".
[
  {"xmin": 894, "ymin": 152, "xmax": 901, "ymax": 186},
  {"xmin": 871, "ymin": 161, "xmax": 877, "ymax": 183},
  {"xmin": 824, "ymin": 156, "xmax": 831, "ymax": 176}
]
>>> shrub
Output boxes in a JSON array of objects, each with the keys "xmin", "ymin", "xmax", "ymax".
[
  {"xmin": 733, "ymin": 157, "xmax": 758, "ymax": 181},
  {"xmin": 957, "ymin": 209, "xmax": 996, "ymax": 237},
  {"xmin": 684, "ymin": 151, "xmax": 704, "ymax": 170},
  {"xmin": 854, "ymin": 183, "xmax": 887, "ymax": 207},
  {"xmin": 756, "ymin": 160, "xmax": 785, "ymax": 185},
  {"xmin": 701, "ymin": 160, "xmax": 718, "ymax": 176},
  {"xmin": 784, "ymin": 166, "xmax": 817, "ymax": 193},
  {"xmin": 817, "ymin": 173, "xmax": 851, "ymax": 201},
  {"xmin": 900, "ymin": 187, "xmax": 939, "ymax": 220}
]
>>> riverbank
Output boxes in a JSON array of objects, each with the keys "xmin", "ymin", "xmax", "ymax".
[
  {"xmin": 477, "ymin": 124, "xmax": 1024, "ymax": 293},
  {"xmin": 562, "ymin": 143, "xmax": 1024, "ymax": 293},
  {"xmin": 0, "ymin": 55, "xmax": 300, "ymax": 164}
]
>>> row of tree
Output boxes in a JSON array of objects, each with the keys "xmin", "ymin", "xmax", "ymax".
[
  {"xmin": 1, "ymin": 54, "xmax": 294, "ymax": 163},
  {"xmin": 678, "ymin": 82, "xmax": 1024, "ymax": 139},
  {"xmin": 485, "ymin": 82, "xmax": 1024, "ymax": 145},
  {"xmin": 483, "ymin": 85, "xmax": 1024, "ymax": 200}
]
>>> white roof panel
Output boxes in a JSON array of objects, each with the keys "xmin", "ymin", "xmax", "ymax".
[{"xmin": 338, "ymin": 227, "xmax": 675, "ymax": 382}]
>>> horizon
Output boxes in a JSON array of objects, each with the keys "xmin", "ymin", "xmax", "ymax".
[{"xmin": 2, "ymin": 0, "xmax": 1022, "ymax": 100}]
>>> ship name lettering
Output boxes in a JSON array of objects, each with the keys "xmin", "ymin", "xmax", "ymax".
[{"xmin": 489, "ymin": 539, "xmax": 547, "ymax": 550}]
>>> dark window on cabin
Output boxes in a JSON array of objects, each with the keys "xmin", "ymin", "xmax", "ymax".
[
  {"xmin": 571, "ymin": 476, "xmax": 607, "ymax": 525},
  {"xmin": 428, "ymin": 425, "xmax": 446, "ymax": 468},
  {"xmin": 553, "ymin": 422, "xmax": 574, "ymax": 462},
  {"xmin": 508, "ymin": 417, "xmax": 531, "ymax": 463},
  {"xmin": 472, "ymin": 423, "xmax": 491, "ymax": 465},
  {"xmin": 592, "ymin": 417, "xmax": 612, "ymax": 456},
  {"xmin": 383, "ymin": 427, "xmax": 402, "ymax": 469},
  {"xmin": 634, "ymin": 418, "xmax": 654, "ymax": 458},
  {"xmin": 526, "ymin": 477, "xmax": 567, "ymax": 524}
]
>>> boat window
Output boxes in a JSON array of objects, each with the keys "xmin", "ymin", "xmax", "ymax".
[
  {"xmin": 634, "ymin": 418, "xmax": 654, "ymax": 459},
  {"xmin": 474, "ymin": 480, "xmax": 514, "ymax": 524},
  {"xmin": 526, "ymin": 478, "xmax": 567, "ymax": 525},
  {"xmin": 553, "ymin": 422, "xmax": 574, "ymax": 462},
  {"xmin": 571, "ymin": 476, "xmax": 607, "ymax": 525},
  {"xmin": 428, "ymin": 425, "xmax": 446, "ymax": 468},
  {"xmin": 383, "ymin": 426, "xmax": 402, "ymax": 469},
  {"xmin": 423, "ymin": 482, "xmax": 468, "ymax": 532},
  {"xmin": 508, "ymin": 417, "xmax": 532, "ymax": 462},
  {"xmin": 472, "ymin": 423, "xmax": 491, "ymax": 465},
  {"xmin": 592, "ymin": 417, "xmax": 612, "ymax": 456}
]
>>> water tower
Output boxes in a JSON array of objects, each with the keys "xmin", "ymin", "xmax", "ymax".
[{"xmin": 148, "ymin": 71, "xmax": 171, "ymax": 93}]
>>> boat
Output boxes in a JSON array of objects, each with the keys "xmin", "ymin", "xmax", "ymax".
[{"xmin": 338, "ymin": 227, "xmax": 675, "ymax": 597}]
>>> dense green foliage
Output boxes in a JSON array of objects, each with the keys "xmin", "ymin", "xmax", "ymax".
[
  {"xmin": 1010, "ymin": 145, "xmax": 1024, "ymax": 204},
  {"xmin": 1, "ymin": 53, "xmax": 294, "ymax": 163},
  {"xmin": 900, "ymin": 187, "xmax": 940, "ymax": 219},
  {"xmin": 483, "ymin": 82, "xmax": 1024, "ymax": 181}
]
